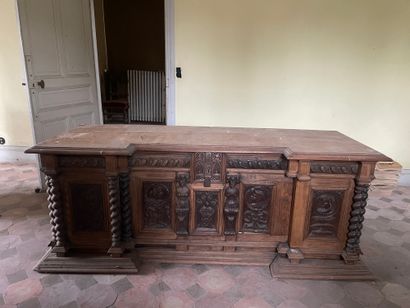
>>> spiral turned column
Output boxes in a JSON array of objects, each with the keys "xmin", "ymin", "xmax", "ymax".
[
  {"xmin": 108, "ymin": 175, "xmax": 123, "ymax": 257},
  {"xmin": 45, "ymin": 175, "xmax": 56, "ymax": 245},
  {"xmin": 47, "ymin": 174, "xmax": 66, "ymax": 256},
  {"xmin": 119, "ymin": 172, "xmax": 132, "ymax": 241},
  {"xmin": 342, "ymin": 181, "xmax": 369, "ymax": 264}
]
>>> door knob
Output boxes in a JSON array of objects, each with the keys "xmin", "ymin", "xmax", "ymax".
[{"xmin": 37, "ymin": 80, "xmax": 45, "ymax": 89}]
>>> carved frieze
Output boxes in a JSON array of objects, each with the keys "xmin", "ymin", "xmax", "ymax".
[
  {"xmin": 310, "ymin": 162, "xmax": 359, "ymax": 175},
  {"xmin": 224, "ymin": 175, "xmax": 241, "ymax": 235},
  {"xmin": 130, "ymin": 154, "xmax": 191, "ymax": 168},
  {"xmin": 242, "ymin": 185, "xmax": 272, "ymax": 233},
  {"xmin": 142, "ymin": 182, "xmax": 172, "ymax": 229},
  {"xmin": 227, "ymin": 158, "xmax": 287, "ymax": 170},
  {"xmin": 308, "ymin": 190, "xmax": 343, "ymax": 237},
  {"xmin": 195, "ymin": 191, "xmax": 218, "ymax": 230},
  {"xmin": 194, "ymin": 152, "xmax": 223, "ymax": 183},
  {"xmin": 175, "ymin": 173, "xmax": 190, "ymax": 235},
  {"xmin": 59, "ymin": 156, "xmax": 105, "ymax": 168}
]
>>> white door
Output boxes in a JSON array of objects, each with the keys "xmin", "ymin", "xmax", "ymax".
[{"xmin": 18, "ymin": 0, "xmax": 101, "ymax": 142}]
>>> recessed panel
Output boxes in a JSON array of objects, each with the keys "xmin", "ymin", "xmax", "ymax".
[
  {"xmin": 142, "ymin": 182, "xmax": 172, "ymax": 230},
  {"xmin": 195, "ymin": 191, "xmax": 219, "ymax": 232},
  {"xmin": 242, "ymin": 185, "xmax": 272, "ymax": 233}
]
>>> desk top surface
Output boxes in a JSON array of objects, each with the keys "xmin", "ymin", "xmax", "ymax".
[{"xmin": 26, "ymin": 125, "xmax": 390, "ymax": 161}]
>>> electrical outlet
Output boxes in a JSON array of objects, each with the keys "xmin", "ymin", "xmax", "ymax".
[{"xmin": 0, "ymin": 137, "xmax": 5, "ymax": 145}]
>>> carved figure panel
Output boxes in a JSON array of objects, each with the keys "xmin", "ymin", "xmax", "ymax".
[
  {"xmin": 242, "ymin": 185, "xmax": 272, "ymax": 233},
  {"xmin": 70, "ymin": 183, "xmax": 105, "ymax": 232},
  {"xmin": 195, "ymin": 191, "xmax": 218, "ymax": 230},
  {"xmin": 308, "ymin": 190, "xmax": 344, "ymax": 237},
  {"xmin": 224, "ymin": 175, "xmax": 241, "ymax": 235},
  {"xmin": 176, "ymin": 173, "xmax": 190, "ymax": 235},
  {"xmin": 194, "ymin": 152, "xmax": 223, "ymax": 182},
  {"xmin": 143, "ymin": 182, "xmax": 172, "ymax": 229}
]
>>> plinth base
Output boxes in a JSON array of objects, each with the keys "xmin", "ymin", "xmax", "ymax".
[
  {"xmin": 34, "ymin": 249, "xmax": 139, "ymax": 274},
  {"xmin": 270, "ymin": 255, "xmax": 374, "ymax": 280}
]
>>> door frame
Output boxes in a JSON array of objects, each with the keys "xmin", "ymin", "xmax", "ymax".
[{"xmin": 90, "ymin": 0, "xmax": 176, "ymax": 126}]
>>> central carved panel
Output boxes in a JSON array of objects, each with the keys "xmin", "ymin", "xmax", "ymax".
[
  {"xmin": 195, "ymin": 191, "xmax": 218, "ymax": 230},
  {"xmin": 143, "ymin": 182, "xmax": 172, "ymax": 229},
  {"xmin": 242, "ymin": 185, "xmax": 272, "ymax": 233},
  {"xmin": 308, "ymin": 190, "xmax": 344, "ymax": 237},
  {"xmin": 194, "ymin": 152, "xmax": 223, "ymax": 183}
]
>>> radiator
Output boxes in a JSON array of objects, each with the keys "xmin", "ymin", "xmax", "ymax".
[{"xmin": 127, "ymin": 70, "xmax": 166, "ymax": 123}]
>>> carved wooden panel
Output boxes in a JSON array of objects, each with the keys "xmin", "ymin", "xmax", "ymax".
[
  {"xmin": 195, "ymin": 191, "xmax": 219, "ymax": 231},
  {"xmin": 176, "ymin": 173, "xmax": 190, "ymax": 235},
  {"xmin": 194, "ymin": 152, "xmax": 223, "ymax": 182},
  {"xmin": 227, "ymin": 158, "xmax": 287, "ymax": 170},
  {"xmin": 310, "ymin": 162, "xmax": 359, "ymax": 174},
  {"xmin": 70, "ymin": 183, "xmax": 106, "ymax": 232},
  {"xmin": 224, "ymin": 174, "xmax": 241, "ymax": 235},
  {"xmin": 308, "ymin": 190, "xmax": 344, "ymax": 237},
  {"xmin": 59, "ymin": 156, "xmax": 105, "ymax": 168},
  {"xmin": 142, "ymin": 182, "xmax": 172, "ymax": 229},
  {"xmin": 242, "ymin": 185, "xmax": 272, "ymax": 233},
  {"xmin": 130, "ymin": 153, "xmax": 191, "ymax": 168}
]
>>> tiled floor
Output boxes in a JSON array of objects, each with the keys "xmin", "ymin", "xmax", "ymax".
[{"xmin": 1, "ymin": 163, "xmax": 410, "ymax": 308}]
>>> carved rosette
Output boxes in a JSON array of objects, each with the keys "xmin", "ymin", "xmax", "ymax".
[
  {"xmin": 47, "ymin": 174, "xmax": 65, "ymax": 249},
  {"xmin": 108, "ymin": 176, "xmax": 121, "ymax": 248},
  {"xmin": 45, "ymin": 175, "xmax": 56, "ymax": 245},
  {"xmin": 175, "ymin": 173, "xmax": 190, "ymax": 235},
  {"xmin": 345, "ymin": 182, "xmax": 369, "ymax": 255},
  {"xmin": 224, "ymin": 175, "xmax": 241, "ymax": 235},
  {"xmin": 119, "ymin": 173, "xmax": 132, "ymax": 241}
]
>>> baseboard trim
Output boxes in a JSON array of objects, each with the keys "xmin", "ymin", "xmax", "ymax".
[
  {"xmin": 0, "ymin": 145, "xmax": 37, "ymax": 164},
  {"xmin": 399, "ymin": 169, "xmax": 410, "ymax": 186}
]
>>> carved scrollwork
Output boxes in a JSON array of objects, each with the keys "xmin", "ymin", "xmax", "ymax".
[
  {"xmin": 120, "ymin": 173, "xmax": 132, "ymax": 240},
  {"xmin": 59, "ymin": 156, "xmax": 105, "ymax": 168},
  {"xmin": 227, "ymin": 159, "xmax": 287, "ymax": 170},
  {"xmin": 129, "ymin": 155, "xmax": 191, "ymax": 168},
  {"xmin": 143, "ymin": 182, "xmax": 172, "ymax": 229},
  {"xmin": 194, "ymin": 152, "xmax": 223, "ymax": 182},
  {"xmin": 345, "ymin": 182, "xmax": 369, "ymax": 255},
  {"xmin": 309, "ymin": 190, "xmax": 343, "ymax": 237},
  {"xmin": 175, "ymin": 173, "xmax": 190, "ymax": 235},
  {"xmin": 196, "ymin": 191, "xmax": 218, "ymax": 230},
  {"xmin": 224, "ymin": 174, "xmax": 241, "ymax": 235},
  {"xmin": 310, "ymin": 162, "xmax": 359, "ymax": 174},
  {"xmin": 242, "ymin": 185, "xmax": 272, "ymax": 233},
  {"xmin": 108, "ymin": 176, "xmax": 121, "ymax": 248}
]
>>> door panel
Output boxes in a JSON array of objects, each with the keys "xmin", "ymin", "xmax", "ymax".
[{"xmin": 18, "ymin": 0, "xmax": 100, "ymax": 143}]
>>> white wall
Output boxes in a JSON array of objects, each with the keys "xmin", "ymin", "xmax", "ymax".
[
  {"xmin": 0, "ymin": 0, "xmax": 33, "ymax": 149},
  {"xmin": 174, "ymin": 0, "xmax": 410, "ymax": 168}
]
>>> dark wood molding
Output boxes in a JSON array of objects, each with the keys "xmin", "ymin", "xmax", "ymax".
[
  {"xmin": 59, "ymin": 156, "xmax": 105, "ymax": 168},
  {"xmin": 227, "ymin": 158, "xmax": 287, "ymax": 170}
]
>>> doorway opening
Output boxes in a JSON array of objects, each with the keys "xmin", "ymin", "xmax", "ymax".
[{"xmin": 93, "ymin": 0, "xmax": 167, "ymax": 125}]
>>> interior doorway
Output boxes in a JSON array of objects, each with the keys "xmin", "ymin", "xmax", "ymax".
[{"xmin": 93, "ymin": 0, "xmax": 170, "ymax": 125}]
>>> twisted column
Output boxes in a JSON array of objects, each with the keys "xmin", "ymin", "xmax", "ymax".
[
  {"xmin": 119, "ymin": 172, "xmax": 132, "ymax": 241},
  {"xmin": 45, "ymin": 175, "xmax": 56, "ymax": 244},
  {"xmin": 342, "ymin": 181, "xmax": 369, "ymax": 263},
  {"xmin": 108, "ymin": 176, "xmax": 121, "ymax": 248}
]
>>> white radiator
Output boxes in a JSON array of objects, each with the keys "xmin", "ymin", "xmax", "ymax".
[{"xmin": 127, "ymin": 70, "xmax": 166, "ymax": 123}]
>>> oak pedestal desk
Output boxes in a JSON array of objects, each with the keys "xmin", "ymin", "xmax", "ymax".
[{"xmin": 26, "ymin": 125, "xmax": 390, "ymax": 279}]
